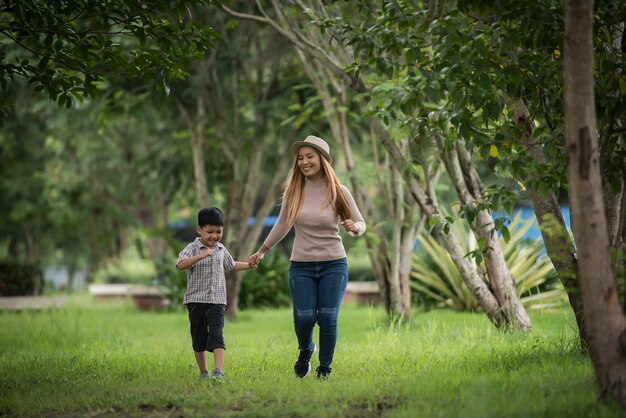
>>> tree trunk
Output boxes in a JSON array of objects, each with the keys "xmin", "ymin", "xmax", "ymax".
[
  {"xmin": 512, "ymin": 98, "xmax": 588, "ymax": 344},
  {"xmin": 23, "ymin": 228, "xmax": 42, "ymax": 295},
  {"xmin": 438, "ymin": 136, "xmax": 531, "ymax": 330},
  {"xmin": 618, "ymin": 179, "xmax": 626, "ymax": 311},
  {"xmin": 223, "ymin": 2, "xmax": 417, "ymax": 318},
  {"xmin": 179, "ymin": 97, "xmax": 210, "ymax": 208},
  {"xmin": 373, "ymin": 118, "xmax": 506, "ymax": 327},
  {"xmin": 564, "ymin": 0, "xmax": 626, "ymax": 406},
  {"xmin": 67, "ymin": 262, "xmax": 76, "ymax": 293},
  {"xmin": 138, "ymin": 192, "xmax": 170, "ymax": 260},
  {"xmin": 224, "ymin": 145, "xmax": 292, "ymax": 319},
  {"xmin": 296, "ymin": 48, "xmax": 412, "ymax": 317},
  {"xmin": 602, "ymin": 22, "xmax": 626, "ymax": 308},
  {"xmin": 392, "ymin": 169, "xmax": 420, "ymax": 315},
  {"xmin": 175, "ymin": 20, "xmax": 302, "ymax": 319},
  {"xmin": 400, "ymin": 194, "xmax": 420, "ymax": 312},
  {"xmin": 222, "ymin": 1, "xmax": 513, "ymax": 325},
  {"xmin": 604, "ymin": 180, "xmax": 624, "ymax": 247},
  {"xmin": 602, "ymin": 21, "xmax": 625, "ymax": 250}
]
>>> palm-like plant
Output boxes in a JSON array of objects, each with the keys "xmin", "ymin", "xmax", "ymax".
[{"xmin": 411, "ymin": 212, "xmax": 566, "ymax": 311}]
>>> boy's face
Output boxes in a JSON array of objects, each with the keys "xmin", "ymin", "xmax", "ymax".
[{"xmin": 197, "ymin": 224, "xmax": 223, "ymax": 248}]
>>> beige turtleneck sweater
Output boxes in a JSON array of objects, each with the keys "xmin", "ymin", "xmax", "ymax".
[{"xmin": 263, "ymin": 177, "xmax": 366, "ymax": 261}]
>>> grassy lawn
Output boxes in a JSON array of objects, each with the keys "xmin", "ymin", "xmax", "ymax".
[{"xmin": 0, "ymin": 296, "xmax": 622, "ymax": 418}]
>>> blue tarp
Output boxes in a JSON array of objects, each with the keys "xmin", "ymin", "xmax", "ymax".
[
  {"xmin": 493, "ymin": 206, "xmax": 571, "ymax": 242},
  {"xmin": 247, "ymin": 216, "xmax": 279, "ymax": 227}
]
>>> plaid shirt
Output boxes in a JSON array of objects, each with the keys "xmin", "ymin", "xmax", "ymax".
[{"xmin": 178, "ymin": 238, "xmax": 235, "ymax": 305}]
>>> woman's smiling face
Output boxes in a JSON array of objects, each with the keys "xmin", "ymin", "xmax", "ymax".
[{"xmin": 297, "ymin": 145, "xmax": 323, "ymax": 180}]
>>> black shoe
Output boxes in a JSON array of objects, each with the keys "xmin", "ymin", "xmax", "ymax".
[
  {"xmin": 315, "ymin": 366, "xmax": 332, "ymax": 379},
  {"xmin": 294, "ymin": 345, "xmax": 316, "ymax": 378}
]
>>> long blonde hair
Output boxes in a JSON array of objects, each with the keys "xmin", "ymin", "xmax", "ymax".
[{"xmin": 283, "ymin": 150, "xmax": 351, "ymax": 228}]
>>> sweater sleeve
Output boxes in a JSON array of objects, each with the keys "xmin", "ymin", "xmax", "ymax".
[
  {"xmin": 342, "ymin": 185, "xmax": 366, "ymax": 237},
  {"xmin": 262, "ymin": 201, "xmax": 291, "ymax": 250}
]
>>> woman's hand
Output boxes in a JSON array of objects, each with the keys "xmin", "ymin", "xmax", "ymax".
[
  {"xmin": 341, "ymin": 219, "xmax": 359, "ymax": 234},
  {"xmin": 249, "ymin": 251, "xmax": 265, "ymax": 268}
]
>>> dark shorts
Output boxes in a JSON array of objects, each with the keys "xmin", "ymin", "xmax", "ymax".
[{"xmin": 186, "ymin": 303, "xmax": 226, "ymax": 352}]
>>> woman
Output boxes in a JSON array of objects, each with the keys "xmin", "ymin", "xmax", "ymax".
[{"xmin": 250, "ymin": 135, "xmax": 366, "ymax": 379}]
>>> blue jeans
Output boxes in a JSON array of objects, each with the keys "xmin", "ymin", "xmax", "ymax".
[{"xmin": 289, "ymin": 258, "xmax": 348, "ymax": 368}]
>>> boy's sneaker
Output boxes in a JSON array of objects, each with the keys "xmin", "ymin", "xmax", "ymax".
[
  {"xmin": 294, "ymin": 345, "xmax": 316, "ymax": 378},
  {"xmin": 315, "ymin": 366, "xmax": 332, "ymax": 379},
  {"xmin": 211, "ymin": 370, "xmax": 225, "ymax": 382},
  {"xmin": 199, "ymin": 371, "xmax": 211, "ymax": 380}
]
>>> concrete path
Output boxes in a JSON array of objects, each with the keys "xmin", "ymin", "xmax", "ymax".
[{"xmin": 0, "ymin": 296, "xmax": 67, "ymax": 311}]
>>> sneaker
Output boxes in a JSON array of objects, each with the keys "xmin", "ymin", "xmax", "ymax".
[
  {"xmin": 211, "ymin": 370, "xmax": 225, "ymax": 382},
  {"xmin": 199, "ymin": 371, "xmax": 211, "ymax": 380},
  {"xmin": 315, "ymin": 366, "xmax": 332, "ymax": 379},
  {"xmin": 294, "ymin": 345, "xmax": 316, "ymax": 378}
]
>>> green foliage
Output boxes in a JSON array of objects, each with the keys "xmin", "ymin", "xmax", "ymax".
[
  {"xmin": 0, "ymin": 261, "xmax": 43, "ymax": 296},
  {"xmin": 411, "ymin": 212, "xmax": 566, "ymax": 311},
  {"xmin": 91, "ymin": 255, "xmax": 156, "ymax": 285},
  {"xmin": 0, "ymin": 82, "xmax": 194, "ymax": 285},
  {"xmin": 0, "ymin": 1, "xmax": 320, "ymax": 307},
  {"xmin": 326, "ymin": 0, "xmax": 625, "ymax": 211},
  {"xmin": 0, "ymin": 86, "xmax": 90, "ymax": 279},
  {"xmin": 0, "ymin": 0, "xmax": 221, "ymax": 117},
  {"xmin": 346, "ymin": 239, "xmax": 376, "ymax": 282},
  {"xmin": 153, "ymin": 250, "xmax": 188, "ymax": 310},
  {"xmin": 239, "ymin": 251, "xmax": 291, "ymax": 309},
  {"xmin": 0, "ymin": 0, "xmax": 208, "ymax": 278}
]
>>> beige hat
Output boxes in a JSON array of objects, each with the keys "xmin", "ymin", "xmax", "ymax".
[{"xmin": 291, "ymin": 135, "xmax": 332, "ymax": 163}]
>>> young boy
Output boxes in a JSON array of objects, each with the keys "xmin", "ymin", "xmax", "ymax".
[{"xmin": 176, "ymin": 207, "xmax": 254, "ymax": 381}]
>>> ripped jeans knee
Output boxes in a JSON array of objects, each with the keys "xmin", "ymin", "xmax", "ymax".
[{"xmin": 294, "ymin": 308, "xmax": 317, "ymax": 327}]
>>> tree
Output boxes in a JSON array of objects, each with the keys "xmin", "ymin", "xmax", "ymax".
[
  {"xmin": 172, "ymin": 4, "xmax": 309, "ymax": 317},
  {"xmin": 564, "ymin": 0, "xmax": 626, "ymax": 406},
  {"xmin": 0, "ymin": 0, "xmax": 222, "ymax": 292},
  {"xmin": 0, "ymin": 83, "xmax": 59, "ymax": 270},
  {"xmin": 442, "ymin": 0, "xmax": 625, "ymax": 343},
  {"xmin": 243, "ymin": 1, "xmax": 531, "ymax": 328},
  {"xmin": 319, "ymin": 0, "xmax": 625, "ymax": 334},
  {"xmin": 0, "ymin": 83, "xmax": 124, "ymax": 290},
  {"xmin": 0, "ymin": 0, "xmax": 220, "ymax": 121},
  {"xmin": 222, "ymin": 1, "xmax": 421, "ymax": 319},
  {"xmin": 45, "ymin": 90, "xmax": 191, "ymax": 276}
]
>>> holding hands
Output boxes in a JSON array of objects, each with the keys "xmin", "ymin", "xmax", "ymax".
[{"xmin": 249, "ymin": 248, "xmax": 267, "ymax": 268}]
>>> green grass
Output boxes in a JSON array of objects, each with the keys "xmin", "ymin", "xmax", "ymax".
[{"xmin": 0, "ymin": 296, "xmax": 622, "ymax": 418}]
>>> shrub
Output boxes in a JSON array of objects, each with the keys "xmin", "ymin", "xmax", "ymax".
[
  {"xmin": 91, "ymin": 256, "xmax": 156, "ymax": 285},
  {"xmin": 153, "ymin": 252, "xmax": 188, "ymax": 310},
  {"xmin": 347, "ymin": 240, "xmax": 376, "ymax": 282},
  {"xmin": 411, "ymin": 212, "xmax": 566, "ymax": 311},
  {"xmin": 0, "ymin": 261, "xmax": 43, "ymax": 296},
  {"xmin": 239, "ymin": 251, "xmax": 291, "ymax": 309}
]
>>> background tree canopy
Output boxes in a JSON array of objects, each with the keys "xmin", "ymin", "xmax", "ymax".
[{"xmin": 0, "ymin": 0, "xmax": 221, "ymax": 119}]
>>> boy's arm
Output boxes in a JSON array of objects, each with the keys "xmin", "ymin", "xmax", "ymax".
[
  {"xmin": 232, "ymin": 261, "xmax": 254, "ymax": 272},
  {"xmin": 176, "ymin": 248, "xmax": 213, "ymax": 270}
]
